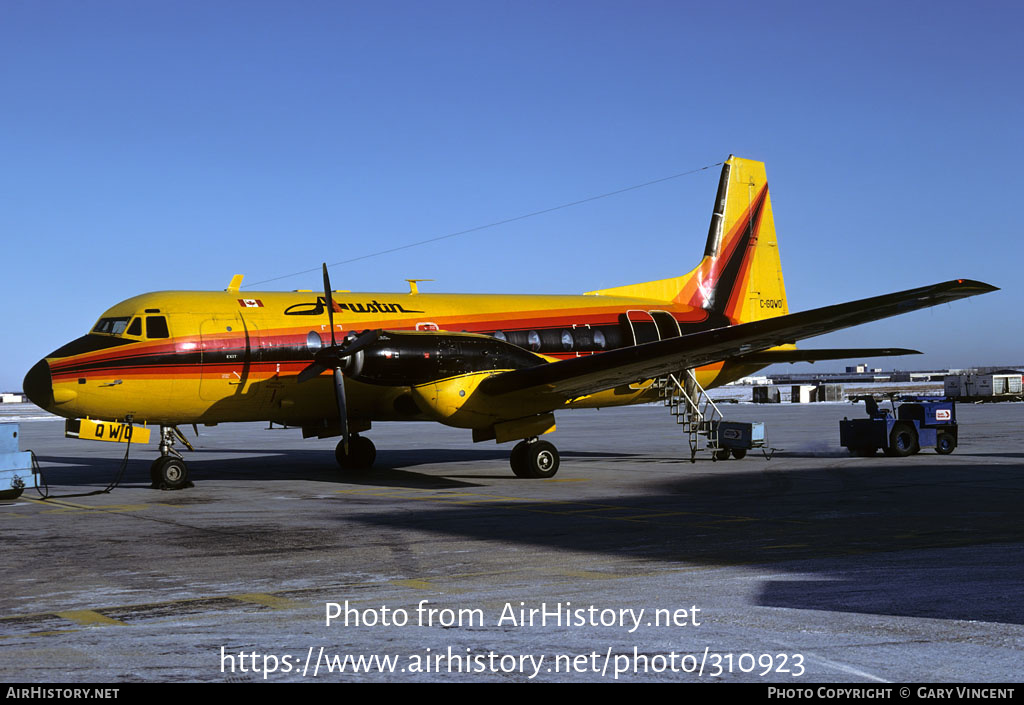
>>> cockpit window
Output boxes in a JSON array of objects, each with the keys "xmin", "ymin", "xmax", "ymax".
[
  {"xmin": 92, "ymin": 317, "xmax": 132, "ymax": 335},
  {"xmin": 126, "ymin": 318, "xmax": 143, "ymax": 336},
  {"xmin": 146, "ymin": 316, "xmax": 169, "ymax": 339}
]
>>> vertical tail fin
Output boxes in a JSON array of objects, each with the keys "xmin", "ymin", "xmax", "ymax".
[
  {"xmin": 588, "ymin": 155, "xmax": 789, "ymax": 324},
  {"xmin": 686, "ymin": 155, "xmax": 788, "ymax": 322}
]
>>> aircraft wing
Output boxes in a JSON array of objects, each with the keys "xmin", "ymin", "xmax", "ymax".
[
  {"xmin": 478, "ymin": 279, "xmax": 996, "ymax": 402},
  {"xmin": 733, "ymin": 348, "xmax": 921, "ymax": 364}
]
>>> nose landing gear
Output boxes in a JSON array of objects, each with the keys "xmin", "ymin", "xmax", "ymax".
[{"xmin": 150, "ymin": 426, "xmax": 193, "ymax": 490}]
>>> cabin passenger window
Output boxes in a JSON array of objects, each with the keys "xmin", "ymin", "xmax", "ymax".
[
  {"xmin": 146, "ymin": 316, "xmax": 170, "ymax": 339},
  {"xmin": 527, "ymin": 330, "xmax": 542, "ymax": 352}
]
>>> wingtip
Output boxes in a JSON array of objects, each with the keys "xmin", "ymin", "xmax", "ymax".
[{"xmin": 952, "ymin": 278, "xmax": 999, "ymax": 293}]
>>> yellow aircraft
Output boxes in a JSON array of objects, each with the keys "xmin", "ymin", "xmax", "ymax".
[{"xmin": 23, "ymin": 156, "xmax": 996, "ymax": 488}]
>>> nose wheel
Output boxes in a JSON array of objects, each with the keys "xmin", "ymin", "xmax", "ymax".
[
  {"xmin": 150, "ymin": 456, "xmax": 191, "ymax": 490},
  {"xmin": 150, "ymin": 426, "xmax": 193, "ymax": 490},
  {"xmin": 510, "ymin": 438, "xmax": 560, "ymax": 478}
]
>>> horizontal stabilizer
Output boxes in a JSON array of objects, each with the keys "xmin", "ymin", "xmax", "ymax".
[{"xmin": 735, "ymin": 348, "xmax": 920, "ymax": 364}]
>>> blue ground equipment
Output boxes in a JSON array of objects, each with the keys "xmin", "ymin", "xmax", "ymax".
[
  {"xmin": 1, "ymin": 424, "xmax": 34, "ymax": 500},
  {"xmin": 840, "ymin": 396, "xmax": 957, "ymax": 457}
]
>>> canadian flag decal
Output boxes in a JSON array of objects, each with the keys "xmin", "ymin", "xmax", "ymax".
[{"xmin": 238, "ymin": 298, "xmax": 264, "ymax": 308}]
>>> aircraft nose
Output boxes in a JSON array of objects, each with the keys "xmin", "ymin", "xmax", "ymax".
[{"xmin": 23, "ymin": 359, "xmax": 54, "ymax": 410}]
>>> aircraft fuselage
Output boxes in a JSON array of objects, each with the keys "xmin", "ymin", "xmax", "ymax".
[{"xmin": 25, "ymin": 288, "xmax": 760, "ymax": 430}]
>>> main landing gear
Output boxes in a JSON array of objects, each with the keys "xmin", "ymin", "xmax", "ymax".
[
  {"xmin": 510, "ymin": 438, "xmax": 560, "ymax": 478},
  {"xmin": 329, "ymin": 434, "xmax": 559, "ymax": 478},
  {"xmin": 335, "ymin": 435, "xmax": 376, "ymax": 472},
  {"xmin": 150, "ymin": 426, "xmax": 193, "ymax": 490}
]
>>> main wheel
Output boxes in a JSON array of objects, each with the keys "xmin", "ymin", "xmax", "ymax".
[
  {"xmin": 151, "ymin": 456, "xmax": 191, "ymax": 490},
  {"xmin": 510, "ymin": 440, "xmax": 531, "ymax": 477},
  {"xmin": 936, "ymin": 431, "xmax": 956, "ymax": 455},
  {"xmin": 511, "ymin": 440, "xmax": 560, "ymax": 478},
  {"xmin": 336, "ymin": 436, "xmax": 376, "ymax": 471},
  {"xmin": 526, "ymin": 440, "xmax": 560, "ymax": 478},
  {"xmin": 731, "ymin": 448, "xmax": 747, "ymax": 460},
  {"xmin": 713, "ymin": 449, "xmax": 730, "ymax": 461},
  {"xmin": 887, "ymin": 422, "xmax": 918, "ymax": 458}
]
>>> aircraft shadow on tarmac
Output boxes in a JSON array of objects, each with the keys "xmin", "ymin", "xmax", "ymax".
[
  {"xmin": 28, "ymin": 450, "xmax": 1024, "ymax": 625},
  {"xmin": 336, "ymin": 461, "xmax": 1024, "ymax": 626},
  {"xmin": 29, "ymin": 447, "xmax": 636, "ymax": 491}
]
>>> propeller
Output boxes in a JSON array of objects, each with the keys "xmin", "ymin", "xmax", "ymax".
[{"xmin": 295, "ymin": 263, "xmax": 381, "ymax": 453}]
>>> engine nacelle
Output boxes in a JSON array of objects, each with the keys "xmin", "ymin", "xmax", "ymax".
[{"xmin": 346, "ymin": 331, "xmax": 544, "ymax": 387}]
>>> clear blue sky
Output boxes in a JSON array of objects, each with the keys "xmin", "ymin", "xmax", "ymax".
[{"xmin": 2, "ymin": 1, "xmax": 1020, "ymax": 390}]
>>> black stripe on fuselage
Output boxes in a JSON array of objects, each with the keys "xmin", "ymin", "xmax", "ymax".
[
  {"xmin": 48, "ymin": 311, "xmax": 740, "ymax": 378},
  {"xmin": 47, "ymin": 334, "xmax": 137, "ymax": 359}
]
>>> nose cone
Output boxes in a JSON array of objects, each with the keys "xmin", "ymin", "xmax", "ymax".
[{"xmin": 23, "ymin": 359, "xmax": 53, "ymax": 410}]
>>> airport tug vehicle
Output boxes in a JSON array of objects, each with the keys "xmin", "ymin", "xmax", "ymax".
[{"xmin": 840, "ymin": 396, "xmax": 958, "ymax": 457}]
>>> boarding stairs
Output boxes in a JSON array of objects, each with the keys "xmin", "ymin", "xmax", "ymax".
[{"xmin": 656, "ymin": 369, "xmax": 725, "ymax": 462}]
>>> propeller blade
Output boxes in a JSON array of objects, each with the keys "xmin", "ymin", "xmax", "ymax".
[
  {"xmin": 333, "ymin": 367, "xmax": 349, "ymax": 453},
  {"xmin": 322, "ymin": 263, "xmax": 337, "ymax": 347},
  {"xmin": 297, "ymin": 360, "xmax": 329, "ymax": 384}
]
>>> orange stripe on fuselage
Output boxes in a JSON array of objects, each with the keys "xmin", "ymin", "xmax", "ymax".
[{"xmin": 48, "ymin": 292, "xmax": 730, "ymax": 390}]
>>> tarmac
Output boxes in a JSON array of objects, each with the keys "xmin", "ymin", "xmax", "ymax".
[{"xmin": 1, "ymin": 401, "xmax": 1022, "ymax": 683}]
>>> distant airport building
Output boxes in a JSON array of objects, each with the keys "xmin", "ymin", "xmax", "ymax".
[
  {"xmin": 944, "ymin": 371, "xmax": 1023, "ymax": 398},
  {"xmin": 772, "ymin": 371, "xmax": 889, "ymax": 384},
  {"xmin": 1, "ymin": 393, "xmax": 24, "ymax": 404},
  {"xmin": 845, "ymin": 364, "xmax": 882, "ymax": 374},
  {"xmin": 729, "ymin": 375, "xmax": 772, "ymax": 386}
]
